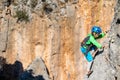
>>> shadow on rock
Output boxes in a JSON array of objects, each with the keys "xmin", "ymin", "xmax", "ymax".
[
  {"xmin": 19, "ymin": 69, "xmax": 45, "ymax": 80},
  {"xmin": 0, "ymin": 57, "xmax": 48, "ymax": 80},
  {"xmin": 0, "ymin": 56, "xmax": 24, "ymax": 80}
]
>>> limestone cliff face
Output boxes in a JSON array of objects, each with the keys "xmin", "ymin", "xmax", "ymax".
[
  {"xmin": 88, "ymin": 0, "xmax": 120, "ymax": 80},
  {"xmin": 0, "ymin": 0, "xmax": 115, "ymax": 80}
]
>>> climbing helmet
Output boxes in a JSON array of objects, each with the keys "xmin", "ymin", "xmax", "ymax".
[{"xmin": 91, "ymin": 26, "xmax": 102, "ymax": 34}]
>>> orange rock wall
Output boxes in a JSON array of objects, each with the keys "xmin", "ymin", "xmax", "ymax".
[{"xmin": 0, "ymin": 0, "xmax": 115, "ymax": 80}]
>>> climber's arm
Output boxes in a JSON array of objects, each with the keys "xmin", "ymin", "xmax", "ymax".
[{"xmin": 90, "ymin": 36, "xmax": 102, "ymax": 49}]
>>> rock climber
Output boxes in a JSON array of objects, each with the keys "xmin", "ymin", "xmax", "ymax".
[{"xmin": 80, "ymin": 26, "xmax": 108, "ymax": 77}]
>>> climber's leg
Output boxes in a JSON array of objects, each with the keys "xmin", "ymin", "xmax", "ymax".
[{"xmin": 87, "ymin": 61, "xmax": 94, "ymax": 77}]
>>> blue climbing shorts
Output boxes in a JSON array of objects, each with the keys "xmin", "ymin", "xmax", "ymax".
[{"xmin": 80, "ymin": 47, "xmax": 93, "ymax": 62}]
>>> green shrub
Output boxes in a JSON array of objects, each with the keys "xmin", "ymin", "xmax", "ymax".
[
  {"xmin": 14, "ymin": 10, "xmax": 29, "ymax": 22},
  {"xmin": 23, "ymin": 0, "xmax": 29, "ymax": 5},
  {"xmin": 12, "ymin": 0, "xmax": 28, "ymax": 6},
  {"xmin": 31, "ymin": 0, "xmax": 38, "ymax": 9}
]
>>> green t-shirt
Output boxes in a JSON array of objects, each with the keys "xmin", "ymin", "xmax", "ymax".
[{"xmin": 85, "ymin": 33, "xmax": 105, "ymax": 48}]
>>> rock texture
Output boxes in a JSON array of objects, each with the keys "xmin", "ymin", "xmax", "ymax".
[
  {"xmin": 0, "ymin": 0, "xmax": 116, "ymax": 80},
  {"xmin": 20, "ymin": 58, "xmax": 50, "ymax": 80},
  {"xmin": 88, "ymin": 0, "xmax": 120, "ymax": 80}
]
